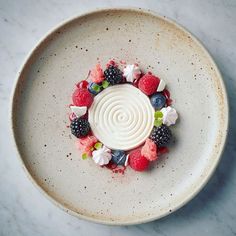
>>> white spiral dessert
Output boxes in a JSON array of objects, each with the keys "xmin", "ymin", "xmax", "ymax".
[{"xmin": 88, "ymin": 84, "xmax": 154, "ymax": 150}]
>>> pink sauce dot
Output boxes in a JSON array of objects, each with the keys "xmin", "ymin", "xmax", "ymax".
[
  {"xmin": 166, "ymin": 98, "xmax": 172, "ymax": 106},
  {"xmin": 106, "ymin": 60, "xmax": 117, "ymax": 68},
  {"xmin": 162, "ymin": 89, "xmax": 172, "ymax": 105},
  {"xmin": 163, "ymin": 89, "xmax": 170, "ymax": 98},
  {"xmin": 69, "ymin": 113, "xmax": 76, "ymax": 121},
  {"xmin": 158, "ymin": 147, "xmax": 169, "ymax": 155},
  {"xmin": 105, "ymin": 162, "xmax": 126, "ymax": 174},
  {"xmin": 105, "ymin": 162, "xmax": 117, "ymax": 170},
  {"xmin": 119, "ymin": 60, "xmax": 126, "ymax": 65}
]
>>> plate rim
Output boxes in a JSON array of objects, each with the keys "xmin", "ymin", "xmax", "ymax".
[{"xmin": 9, "ymin": 7, "xmax": 229, "ymax": 225}]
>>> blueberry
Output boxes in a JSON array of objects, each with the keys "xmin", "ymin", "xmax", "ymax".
[
  {"xmin": 111, "ymin": 150, "xmax": 127, "ymax": 166},
  {"xmin": 150, "ymin": 93, "xmax": 166, "ymax": 110},
  {"xmin": 88, "ymin": 82, "xmax": 102, "ymax": 95}
]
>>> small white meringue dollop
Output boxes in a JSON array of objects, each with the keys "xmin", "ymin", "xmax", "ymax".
[
  {"xmin": 92, "ymin": 145, "xmax": 112, "ymax": 165},
  {"xmin": 70, "ymin": 106, "xmax": 87, "ymax": 118},
  {"xmin": 161, "ymin": 106, "xmax": 178, "ymax": 126},
  {"xmin": 123, "ymin": 64, "xmax": 141, "ymax": 83},
  {"xmin": 156, "ymin": 79, "xmax": 166, "ymax": 92}
]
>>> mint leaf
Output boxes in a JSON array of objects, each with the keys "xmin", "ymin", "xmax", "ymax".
[
  {"xmin": 93, "ymin": 84, "xmax": 101, "ymax": 92},
  {"xmin": 154, "ymin": 118, "xmax": 162, "ymax": 127},
  {"xmin": 154, "ymin": 111, "xmax": 163, "ymax": 119}
]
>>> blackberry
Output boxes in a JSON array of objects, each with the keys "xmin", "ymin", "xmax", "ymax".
[
  {"xmin": 150, "ymin": 125, "xmax": 172, "ymax": 146},
  {"xmin": 104, "ymin": 65, "xmax": 123, "ymax": 85},
  {"xmin": 70, "ymin": 118, "xmax": 90, "ymax": 138}
]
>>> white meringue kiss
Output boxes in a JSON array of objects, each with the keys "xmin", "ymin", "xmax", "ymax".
[
  {"xmin": 70, "ymin": 106, "xmax": 87, "ymax": 118},
  {"xmin": 161, "ymin": 106, "xmax": 178, "ymax": 126},
  {"xmin": 92, "ymin": 145, "xmax": 112, "ymax": 166},
  {"xmin": 123, "ymin": 64, "xmax": 141, "ymax": 83}
]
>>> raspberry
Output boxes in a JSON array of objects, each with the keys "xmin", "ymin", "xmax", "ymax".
[
  {"xmin": 138, "ymin": 74, "xmax": 160, "ymax": 95},
  {"xmin": 128, "ymin": 149, "xmax": 149, "ymax": 171},
  {"xmin": 72, "ymin": 88, "xmax": 93, "ymax": 107},
  {"xmin": 141, "ymin": 138, "xmax": 158, "ymax": 161},
  {"xmin": 70, "ymin": 118, "xmax": 90, "ymax": 138},
  {"xmin": 89, "ymin": 64, "xmax": 104, "ymax": 83}
]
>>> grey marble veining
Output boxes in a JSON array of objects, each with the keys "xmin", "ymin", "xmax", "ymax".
[{"xmin": 0, "ymin": 0, "xmax": 236, "ymax": 235}]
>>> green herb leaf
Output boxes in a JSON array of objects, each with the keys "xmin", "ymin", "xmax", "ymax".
[
  {"xmin": 102, "ymin": 80, "xmax": 109, "ymax": 89},
  {"xmin": 154, "ymin": 118, "xmax": 163, "ymax": 127},
  {"xmin": 82, "ymin": 153, "xmax": 87, "ymax": 160},
  {"xmin": 154, "ymin": 111, "xmax": 163, "ymax": 119},
  {"xmin": 94, "ymin": 142, "xmax": 103, "ymax": 150},
  {"xmin": 93, "ymin": 84, "xmax": 101, "ymax": 92}
]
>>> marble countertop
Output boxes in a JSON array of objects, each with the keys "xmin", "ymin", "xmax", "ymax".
[{"xmin": 1, "ymin": 0, "xmax": 236, "ymax": 235}]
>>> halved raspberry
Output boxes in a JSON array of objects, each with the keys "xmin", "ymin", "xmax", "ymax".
[
  {"xmin": 138, "ymin": 74, "xmax": 160, "ymax": 95},
  {"xmin": 76, "ymin": 135, "xmax": 98, "ymax": 156},
  {"xmin": 128, "ymin": 149, "xmax": 149, "ymax": 172},
  {"xmin": 141, "ymin": 138, "xmax": 158, "ymax": 161},
  {"xmin": 89, "ymin": 64, "xmax": 104, "ymax": 83},
  {"xmin": 72, "ymin": 88, "xmax": 93, "ymax": 107}
]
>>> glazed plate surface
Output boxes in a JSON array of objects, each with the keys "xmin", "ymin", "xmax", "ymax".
[{"xmin": 11, "ymin": 8, "xmax": 228, "ymax": 225}]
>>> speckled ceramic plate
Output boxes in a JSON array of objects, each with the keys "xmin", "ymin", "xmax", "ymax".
[{"xmin": 10, "ymin": 8, "xmax": 228, "ymax": 225}]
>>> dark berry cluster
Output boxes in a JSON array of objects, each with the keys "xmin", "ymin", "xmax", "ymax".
[
  {"xmin": 104, "ymin": 65, "xmax": 123, "ymax": 85},
  {"xmin": 150, "ymin": 125, "xmax": 172, "ymax": 146},
  {"xmin": 70, "ymin": 118, "xmax": 90, "ymax": 138}
]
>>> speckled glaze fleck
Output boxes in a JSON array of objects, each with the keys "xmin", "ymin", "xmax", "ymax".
[{"xmin": 10, "ymin": 8, "xmax": 228, "ymax": 225}]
